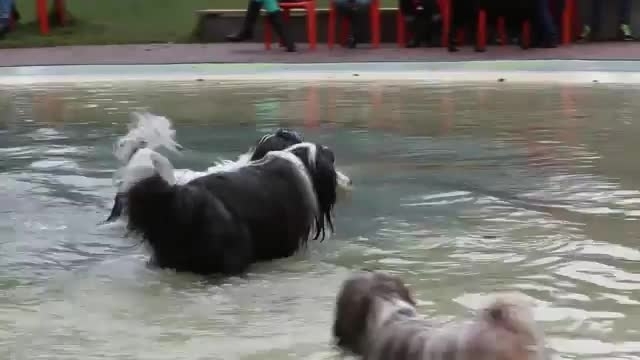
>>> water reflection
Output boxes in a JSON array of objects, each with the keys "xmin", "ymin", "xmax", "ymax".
[{"xmin": 1, "ymin": 81, "xmax": 640, "ymax": 359}]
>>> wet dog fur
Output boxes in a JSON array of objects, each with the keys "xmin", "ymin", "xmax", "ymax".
[{"xmin": 332, "ymin": 270, "xmax": 547, "ymax": 360}]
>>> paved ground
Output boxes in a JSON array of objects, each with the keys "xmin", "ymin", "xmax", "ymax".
[{"xmin": 0, "ymin": 42, "xmax": 639, "ymax": 67}]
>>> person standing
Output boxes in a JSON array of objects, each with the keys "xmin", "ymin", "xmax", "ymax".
[
  {"xmin": 225, "ymin": 0, "xmax": 296, "ymax": 52},
  {"xmin": 579, "ymin": 0, "xmax": 634, "ymax": 41}
]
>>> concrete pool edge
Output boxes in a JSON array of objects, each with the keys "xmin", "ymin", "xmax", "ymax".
[{"xmin": 2, "ymin": 60, "xmax": 640, "ymax": 85}]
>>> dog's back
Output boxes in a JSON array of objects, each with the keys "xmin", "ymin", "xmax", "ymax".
[
  {"xmin": 333, "ymin": 272, "xmax": 546, "ymax": 360},
  {"xmin": 367, "ymin": 293, "xmax": 546, "ymax": 360},
  {"xmin": 187, "ymin": 155, "xmax": 318, "ymax": 261}
]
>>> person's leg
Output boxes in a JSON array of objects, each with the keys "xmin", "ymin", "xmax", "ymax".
[
  {"xmin": 263, "ymin": 0, "xmax": 296, "ymax": 52},
  {"xmin": 226, "ymin": 0, "xmax": 263, "ymax": 42},
  {"xmin": 534, "ymin": 0, "xmax": 557, "ymax": 47},
  {"xmin": 447, "ymin": 0, "xmax": 465, "ymax": 52},
  {"xmin": 618, "ymin": 0, "xmax": 634, "ymax": 40},
  {"xmin": 418, "ymin": 0, "xmax": 438, "ymax": 47},
  {"xmin": 334, "ymin": 0, "xmax": 370, "ymax": 49},
  {"xmin": 580, "ymin": 0, "xmax": 602, "ymax": 41},
  {"xmin": 400, "ymin": 0, "xmax": 419, "ymax": 47},
  {"xmin": 350, "ymin": 0, "xmax": 371, "ymax": 48},
  {"xmin": 0, "ymin": 0, "xmax": 13, "ymax": 37},
  {"xmin": 10, "ymin": 1, "xmax": 18, "ymax": 22}
]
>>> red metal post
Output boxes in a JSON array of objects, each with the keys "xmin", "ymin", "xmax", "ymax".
[
  {"xmin": 37, "ymin": 0, "xmax": 49, "ymax": 35},
  {"xmin": 562, "ymin": 0, "xmax": 575, "ymax": 45}
]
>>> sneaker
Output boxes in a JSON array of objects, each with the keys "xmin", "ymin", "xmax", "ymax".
[
  {"xmin": 577, "ymin": 25, "xmax": 591, "ymax": 42},
  {"xmin": 620, "ymin": 24, "xmax": 634, "ymax": 41}
]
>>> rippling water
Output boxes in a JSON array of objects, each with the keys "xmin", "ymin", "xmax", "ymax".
[{"xmin": 2, "ymin": 80, "xmax": 640, "ymax": 359}]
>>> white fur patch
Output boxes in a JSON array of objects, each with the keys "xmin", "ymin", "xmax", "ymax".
[
  {"xmin": 171, "ymin": 150, "xmax": 254, "ymax": 185},
  {"xmin": 118, "ymin": 148, "xmax": 176, "ymax": 192},
  {"xmin": 204, "ymin": 150, "xmax": 253, "ymax": 174},
  {"xmin": 285, "ymin": 142, "xmax": 317, "ymax": 170},
  {"xmin": 113, "ymin": 112, "xmax": 182, "ymax": 163}
]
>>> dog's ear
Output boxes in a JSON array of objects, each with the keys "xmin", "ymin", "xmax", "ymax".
[
  {"xmin": 373, "ymin": 272, "xmax": 416, "ymax": 307},
  {"xmin": 332, "ymin": 282, "xmax": 372, "ymax": 354},
  {"xmin": 309, "ymin": 146, "xmax": 338, "ymax": 240}
]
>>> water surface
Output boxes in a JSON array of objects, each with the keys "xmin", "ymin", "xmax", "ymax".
[{"xmin": 1, "ymin": 81, "xmax": 640, "ymax": 359}]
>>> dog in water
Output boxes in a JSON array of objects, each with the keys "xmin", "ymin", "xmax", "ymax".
[
  {"xmin": 104, "ymin": 112, "xmax": 309, "ymax": 223},
  {"xmin": 113, "ymin": 113, "xmax": 352, "ymax": 275},
  {"xmin": 332, "ymin": 271, "xmax": 546, "ymax": 360}
]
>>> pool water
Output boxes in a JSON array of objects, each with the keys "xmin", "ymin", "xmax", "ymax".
[{"xmin": 1, "ymin": 80, "xmax": 640, "ymax": 359}]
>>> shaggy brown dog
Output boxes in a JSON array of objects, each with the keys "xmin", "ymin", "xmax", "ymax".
[{"xmin": 332, "ymin": 271, "xmax": 547, "ymax": 360}]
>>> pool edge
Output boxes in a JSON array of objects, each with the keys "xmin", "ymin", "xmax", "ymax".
[{"xmin": 1, "ymin": 60, "xmax": 640, "ymax": 85}]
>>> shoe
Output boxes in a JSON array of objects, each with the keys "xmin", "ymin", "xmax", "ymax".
[
  {"xmin": 577, "ymin": 25, "xmax": 591, "ymax": 42},
  {"xmin": 346, "ymin": 35, "xmax": 357, "ymax": 49},
  {"xmin": 225, "ymin": 1, "xmax": 261, "ymax": 42},
  {"xmin": 266, "ymin": 11, "xmax": 296, "ymax": 52},
  {"xmin": 620, "ymin": 24, "xmax": 635, "ymax": 41}
]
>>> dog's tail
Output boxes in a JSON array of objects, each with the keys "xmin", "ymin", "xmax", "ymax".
[
  {"xmin": 114, "ymin": 111, "xmax": 183, "ymax": 163},
  {"xmin": 104, "ymin": 112, "xmax": 181, "ymax": 224},
  {"xmin": 480, "ymin": 292, "xmax": 546, "ymax": 359}
]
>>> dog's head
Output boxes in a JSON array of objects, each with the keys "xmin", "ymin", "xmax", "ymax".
[
  {"xmin": 250, "ymin": 129, "xmax": 304, "ymax": 161},
  {"xmin": 285, "ymin": 142, "xmax": 352, "ymax": 240},
  {"xmin": 332, "ymin": 271, "xmax": 416, "ymax": 355}
]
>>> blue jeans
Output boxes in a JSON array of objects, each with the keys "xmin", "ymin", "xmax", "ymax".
[
  {"xmin": 0, "ymin": 0, "xmax": 14, "ymax": 25},
  {"xmin": 588, "ymin": 0, "xmax": 632, "ymax": 32}
]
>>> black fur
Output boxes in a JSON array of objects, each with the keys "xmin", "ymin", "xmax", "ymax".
[
  {"xmin": 124, "ymin": 142, "xmax": 339, "ymax": 275},
  {"xmin": 103, "ymin": 128, "xmax": 304, "ymax": 224},
  {"xmin": 287, "ymin": 144, "xmax": 337, "ymax": 240},
  {"xmin": 105, "ymin": 192, "xmax": 127, "ymax": 223},
  {"xmin": 249, "ymin": 129, "xmax": 304, "ymax": 161}
]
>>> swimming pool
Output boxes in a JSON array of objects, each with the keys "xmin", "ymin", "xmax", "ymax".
[{"xmin": 1, "ymin": 77, "xmax": 639, "ymax": 359}]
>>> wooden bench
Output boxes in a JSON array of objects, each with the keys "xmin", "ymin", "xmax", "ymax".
[
  {"xmin": 195, "ymin": 7, "xmax": 400, "ymax": 15},
  {"xmin": 194, "ymin": 7, "xmax": 401, "ymax": 43}
]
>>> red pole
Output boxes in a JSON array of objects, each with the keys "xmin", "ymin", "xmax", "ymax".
[
  {"xmin": 37, "ymin": 0, "xmax": 49, "ymax": 35},
  {"xmin": 562, "ymin": 0, "xmax": 575, "ymax": 45},
  {"xmin": 440, "ymin": 0, "xmax": 450, "ymax": 47}
]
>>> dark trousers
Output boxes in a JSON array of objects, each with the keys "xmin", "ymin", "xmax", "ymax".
[
  {"xmin": 399, "ymin": 0, "xmax": 437, "ymax": 16},
  {"xmin": 536, "ymin": 0, "xmax": 558, "ymax": 40},
  {"xmin": 587, "ymin": 0, "xmax": 632, "ymax": 34}
]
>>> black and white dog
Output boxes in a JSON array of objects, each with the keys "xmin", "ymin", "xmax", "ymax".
[
  {"xmin": 104, "ymin": 112, "xmax": 307, "ymax": 223},
  {"xmin": 114, "ymin": 113, "xmax": 352, "ymax": 275},
  {"xmin": 333, "ymin": 271, "xmax": 546, "ymax": 360}
]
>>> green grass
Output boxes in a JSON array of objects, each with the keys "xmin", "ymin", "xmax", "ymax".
[{"xmin": 1, "ymin": 0, "xmax": 396, "ymax": 48}]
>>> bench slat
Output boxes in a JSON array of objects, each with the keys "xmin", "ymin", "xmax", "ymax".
[{"xmin": 195, "ymin": 7, "xmax": 399, "ymax": 15}]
